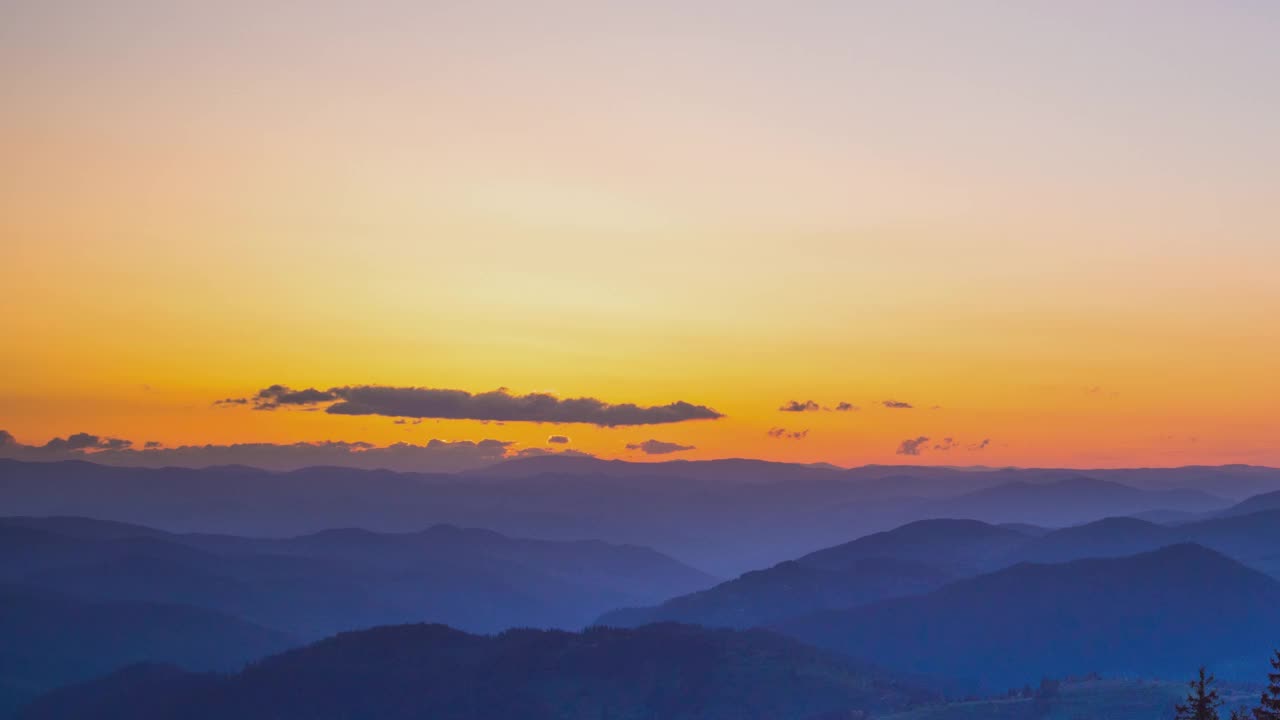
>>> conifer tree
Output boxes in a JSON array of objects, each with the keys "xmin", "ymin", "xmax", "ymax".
[
  {"xmin": 1255, "ymin": 650, "xmax": 1280, "ymax": 720},
  {"xmin": 1176, "ymin": 667, "xmax": 1222, "ymax": 720}
]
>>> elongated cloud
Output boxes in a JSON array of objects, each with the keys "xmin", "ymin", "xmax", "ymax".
[
  {"xmin": 626, "ymin": 439, "xmax": 696, "ymax": 455},
  {"xmin": 882, "ymin": 400, "xmax": 914, "ymax": 409},
  {"xmin": 0, "ymin": 430, "xmax": 583, "ymax": 473},
  {"xmin": 243, "ymin": 385, "xmax": 722, "ymax": 426},
  {"xmin": 547, "ymin": 435, "xmax": 571, "ymax": 444},
  {"xmin": 896, "ymin": 436, "xmax": 930, "ymax": 455},
  {"xmin": 835, "ymin": 402, "xmax": 859, "ymax": 412}
]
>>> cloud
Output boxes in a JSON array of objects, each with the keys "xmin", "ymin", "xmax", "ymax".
[
  {"xmin": 213, "ymin": 397, "xmax": 248, "ymax": 406},
  {"xmin": 778, "ymin": 400, "xmax": 821, "ymax": 413},
  {"xmin": 968, "ymin": 438, "xmax": 991, "ymax": 451},
  {"xmin": 144, "ymin": 441, "xmax": 163, "ymax": 449},
  {"xmin": 41, "ymin": 432, "xmax": 133, "ymax": 452},
  {"xmin": 0, "ymin": 430, "xmax": 585, "ymax": 473},
  {"xmin": 242, "ymin": 385, "xmax": 723, "ymax": 426},
  {"xmin": 934, "ymin": 437, "xmax": 956, "ymax": 451},
  {"xmin": 882, "ymin": 400, "xmax": 914, "ymax": 409},
  {"xmin": 625, "ymin": 439, "xmax": 695, "ymax": 455},
  {"xmin": 834, "ymin": 402, "xmax": 859, "ymax": 412},
  {"xmin": 547, "ymin": 435, "xmax": 571, "ymax": 445},
  {"xmin": 767, "ymin": 427, "xmax": 809, "ymax": 440},
  {"xmin": 896, "ymin": 436, "xmax": 930, "ymax": 456},
  {"xmin": 253, "ymin": 385, "xmax": 340, "ymax": 408}
]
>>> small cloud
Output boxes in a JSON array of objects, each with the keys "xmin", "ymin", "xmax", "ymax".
[
  {"xmin": 779, "ymin": 400, "xmax": 822, "ymax": 413},
  {"xmin": 834, "ymin": 402, "xmax": 859, "ymax": 412},
  {"xmin": 213, "ymin": 397, "xmax": 248, "ymax": 406},
  {"xmin": 626, "ymin": 439, "xmax": 695, "ymax": 455},
  {"xmin": 934, "ymin": 437, "xmax": 956, "ymax": 451},
  {"xmin": 144, "ymin": 441, "xmax": 163, "ymax": 449},
  {"xmin": 882, "ymin": 400, "xmax": 914, "ymax": 409},
  {"xmin": 767, "ymin": 427, "xmax": 809, "ymax": 440},
  {"xmin": 547, "ymin": 435, "xmax": 571, "ymax": 445},
  {"xmin": 896, "ymin": 436, "xmax": 930, "ymax": 456},
  {"xmin": 968, "ymin": 438, "xmax": 991, "ymax": 451}
]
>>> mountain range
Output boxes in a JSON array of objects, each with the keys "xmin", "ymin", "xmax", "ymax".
[
  {"xmin": 599, "ymin": 509, "xmax": 1280, "ymax": 629},
  {"xmin": 776, "ymin": 544, "xmax": 1280, "ymax": 691},
  {"xmin": 0, "ymin": 516, "xmax": 714, "ymax": 638},
  {"xmin": 17, "ymin": 623, "xmax": 937, "ymax": 720},
  {"xmin": 3, "ymin": 458, "xmax": 1268, "ymax": 575}
]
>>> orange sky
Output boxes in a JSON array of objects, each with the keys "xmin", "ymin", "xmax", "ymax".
[{"xmin": 2, "ymin": 2, "xmax": 1278, "ymax": 468}]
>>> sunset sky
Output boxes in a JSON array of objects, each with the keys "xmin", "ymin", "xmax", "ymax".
[{"xmin": 3, "ymin": 1, "xmax": 1278, "ymax": 468}]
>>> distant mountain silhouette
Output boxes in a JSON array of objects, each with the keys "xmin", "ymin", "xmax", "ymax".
[
  {"xmin": 0, "ymin": 584, "xmax": 292, "ymax": 717},
  {"xmin": 1001, "ymin": 516, "xmax": 1181, "ymax": 565},
  {"xmin": 1178, "ymin": 510, "xmax": 1280, "ymax": 577},
  {"xmin": 799, "ymin": 519, "xmax": 1032, "ymax": 573},
  {"xmin": 598, "ymin": 557, "xmax": 953, "ymax": 629},
  {"xmin": 596, "ymin": 520, "xmax": 1028, "ymax": 629},
  {"xmin": 0, "ymin": 459, "xmax": 1257, "ymax": 575},
  {"xmin": 928, "ymin": 477, "xmax": 1229, "ymax": 526},
  {"xmin": 997, "ymin": 511, "xmax": 1280, "ymax": 577},
  {"xmin": 18, "ymin": 623, "xmax": 936, "ymax": 720},
  {"xmin": 603, "ymin": 508, "xmax": 1280, "ymax": 631},
  {"xmin": 0, "ymin": 517, "xmax": 715, "ymax": 638},
  {"xmin": 777, "ymin": 544, "xmax": 1280, "ymax": 691},
  {"xmin": 1219, "ymin": 488, "xmax": 1280, "ymax": 517}
]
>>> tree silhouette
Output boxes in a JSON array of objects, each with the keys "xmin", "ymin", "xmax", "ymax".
[
  {"xmin": 1255, "ymin": 650, "xmax": 1280, "ymax": 720},
  {"xmin": 1176, "ymin": 667, "xmax": 1222, "ymax": 720}
]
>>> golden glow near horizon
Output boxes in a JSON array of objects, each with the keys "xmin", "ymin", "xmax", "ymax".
[{"xmin": 2, "ymin": 2, "xmax": 1279, "ymax": 467}]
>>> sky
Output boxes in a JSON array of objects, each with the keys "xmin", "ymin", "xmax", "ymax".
[{"xmin": 2, "ymin": 1, "xmax": 1278, "ymax": 470}]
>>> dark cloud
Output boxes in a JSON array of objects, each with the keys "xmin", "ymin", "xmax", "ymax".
[
  {"xmin": 0, "ymin": 430, "xmax": 14, "ymax": 448},
  {"xmin": 41, "ymin": 432, "xmax": 133, "ymax": 452},
  {"xmin": 213, "ymin": 397, "xmax": 248, "ymax": 406},
  {"xmin": 0, "ymin": 430, "xmax": 583, "ymax": 473},
  {"xmin": 882, "ymin": 400, "xmax": 914, "ymax": 409},
  {"xmin": 767, "ymin": 427, "xmax": 809, "ymax": 440},
  {"xmin": 254, "ymin": 385, "xmax": 340, "ymax": 409},
  {"xmin": 626, "ymin": 439, "xmax": 695, "ymax": 455},
  {"xmin": 144, "ymin": 441, "xmax": 163, "ymax": 449},
  {"xmin": 968, "ymin": 438, "xmax": 991, "ymax": 451},
  {"xmin": 547, "ymin": 435, "xmax": 571, "ymax": 445},
  {"xmin": 246, "ymin": 385, "xmax": 722, "ymax": 426},
  {"xmin": 934, "ymin": 437, "xmax": 956, "ymax": 451},
  {"xmin": 778, "ymin": 400, "xmax": 821, "ymax": 413},
  {"xmin": 896, "ymin": 436, "xmax": 930, "ymax": 456},
  {"xmin": 834, "ymin": 402, "xmax": 859, "ymax": 412}
]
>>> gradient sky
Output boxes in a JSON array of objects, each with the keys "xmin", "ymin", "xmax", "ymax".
[{"xmin": 3, "ymin": 1, "xmax": 1278, "ymax": 468}]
